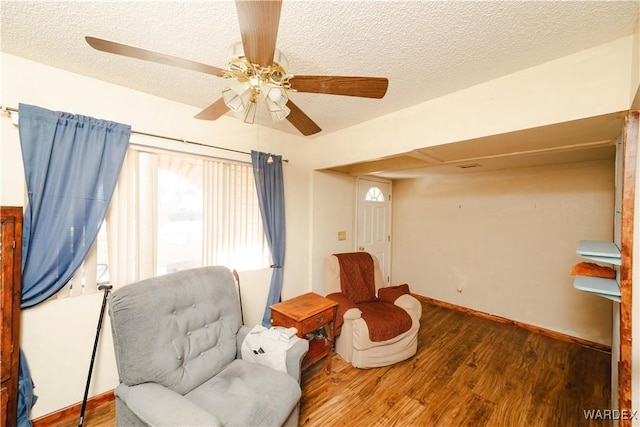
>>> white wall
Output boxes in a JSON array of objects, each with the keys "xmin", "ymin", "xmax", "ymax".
[
  {"xmin": 392, "ymin": 160, "xmax": 615, "ymax": 345},
  {"xmin": 310, "ymin": 171, "xmax": 357, "ymax": 294},
  {"xmin": 0, "ymin": 53, "xmax": 312, "ymax": 418}
]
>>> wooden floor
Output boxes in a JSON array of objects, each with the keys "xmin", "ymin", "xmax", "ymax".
[
  {"xmin": 47, "ymin": 302, "xmax": 611, "ymax": 427},
  {"xmin": 300, "ymin": 302, "xmax": 611, "ymax": 427}
]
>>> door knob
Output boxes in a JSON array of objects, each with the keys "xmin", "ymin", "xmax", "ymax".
[{"xmin": 358, "ymin": 246, "xmax": 365, "ymax": 251}]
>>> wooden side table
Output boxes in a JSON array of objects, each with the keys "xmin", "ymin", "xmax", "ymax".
[{"xmin": 270, "ymin": 292, "xmax": 338, "ymax": 373}]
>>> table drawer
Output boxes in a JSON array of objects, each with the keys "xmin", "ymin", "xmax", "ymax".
[
  {"xmin": 270, "ymin": 311, "xmax": 297, "ymax": 330},
  {"xmin": 301, "ymin": 307, "xmax": 334, "ymax": 334}
]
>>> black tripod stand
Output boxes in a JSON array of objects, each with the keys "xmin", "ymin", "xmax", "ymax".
[{"xmin": 78, "ymin": 284, "xmax": 112, "ymax": 427}]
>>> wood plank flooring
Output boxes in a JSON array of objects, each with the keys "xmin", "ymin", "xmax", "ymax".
[
  {"xmin": 299, "ymin": 302, "xmax": 611, "ymax": 427},
  {"xmin": 42, "ymin": 301, "xmax": 611, "ymax": 427}
]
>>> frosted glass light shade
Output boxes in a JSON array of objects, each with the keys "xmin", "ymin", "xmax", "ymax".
[
  {"xmin": 270, "ymin": 105, "xmax": 290, "ymax": 121},
  {"xmin": 243, "ymin": 101, "xmax": 257, "ymax": 124},
  {"xmin": 264, "ymin": 85, "xmax": 288, "ymax": 112},
  {"xmin": 222, "ymin": 82, "xmax": 252, "ymax": 113}
]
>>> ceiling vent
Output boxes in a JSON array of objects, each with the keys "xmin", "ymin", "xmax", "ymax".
[{"xmin": 456, "ymin": 163, "xmax": 481, "ymax": 169}]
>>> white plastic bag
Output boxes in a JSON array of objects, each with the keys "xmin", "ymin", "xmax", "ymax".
[{"xmin": 241, "ymin": 325, "xmax": 299, "ymax": 373}]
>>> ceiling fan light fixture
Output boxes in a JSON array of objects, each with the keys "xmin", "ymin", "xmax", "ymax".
[
  {"xmin": 268, "ymin": 87, "xmax": 282, "ymax": 102},
  {"xmin": 270, "ymin": 70, "xmax": 284, "ymax": 85},
  {"xmin": 221, "ymin": 41, "xmax": 295, "ymax": 125},
  {"xmin": 222, "ymin": 81, "xmax": 252, "ymax": 113},
  {"xmin": 228, "ymin": 59, "xmax": 249, "ymax": 78},
  {"xmin": 248, "ymin": 71, "xmax": 261, "ymax": 88},
  {"xmin": 263, "ymin": 84, "xmax": 290, "ymax": 122},
  {"xmin": 269, "ymin": 105, "xmax": 290, "ymax": 122},
  {"xmin": 85, "ymin": 0, "xmax": 389, "ymax": 138},
  {"xmin": 243, "ymin": 100, "xmax": 258, "ymax": 124},
  {"xmin": 264, "ymin": 85, "xmax": 287, "ymax": 110},
  {"xmin": 227, "ymin": 40, "xmax": 290, "ymax": 72}
]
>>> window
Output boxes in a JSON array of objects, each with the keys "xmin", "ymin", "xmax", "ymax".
[
  {"xmin": 60, "ymin": 146, "xmax": 268, "ymax": 297},
  {"xmin": 365, "ymin": 186, "xmax": 385, "ymax": 202},
  {"xmin": 157, "ymin": 155, "xmax": 204, "ymax": 274},
  {"xmin": 203, "ymin": 160, "xmax": 267, "ymax": 271},
  {"xmin": 57, "ymin": 221, "xmax": 108, "ymax": 299}
]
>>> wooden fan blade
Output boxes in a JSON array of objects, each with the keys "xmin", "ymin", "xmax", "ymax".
[
  {"xmin": 194, "ymin": 98, "xmax": 229, "ymax": 120},
  {"xmin": 286, "ymin": 100, "xmax": 321, "ymax": 136},
  {"xmin": 290, "ymin": 75, "xmax": 389, "ymax": 99},
  {"xmin": 235, "ymin": 0, "xmax": 282, "ymax": 67},
  {"xmin": 85, "ymin": 36, "xmax": 226, "ymax": 77}
]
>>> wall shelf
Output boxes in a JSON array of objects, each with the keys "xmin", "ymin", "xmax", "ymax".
[
  {"xmin": 573, "ymin": 275, "xmax": 620, "ymax": 302},
  {"xmin": 576, "ymin": 240, "xmax": 621, "ymax": 265},
  {"xmin": 573, "ymin": 240, "xmax": 620, "ymax": 302}
]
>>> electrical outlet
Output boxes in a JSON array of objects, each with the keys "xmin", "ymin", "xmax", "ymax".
[{"xmin": 338, "ymin": 231, "xmax": 346, "ymax": 241}]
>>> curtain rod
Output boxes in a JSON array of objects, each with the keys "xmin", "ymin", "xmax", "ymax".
[{"xmin": 1, "ymin": 105, "xmax": 288, "ymax": 162}]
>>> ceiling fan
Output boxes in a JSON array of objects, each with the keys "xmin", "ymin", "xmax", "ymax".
[{"xmin": 85, "ymin": 0, "xmax": 388, "ymax": 136}]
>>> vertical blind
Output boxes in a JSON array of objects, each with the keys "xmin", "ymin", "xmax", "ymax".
[{"xmin": 58, "ymin": 146, "xmax": 269, "ymax": 298}]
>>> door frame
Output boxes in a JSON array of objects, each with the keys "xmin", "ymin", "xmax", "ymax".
[
  {"xmin": 355, "ymin": 177, "xmax": 392, "ymax": 283},
  {"xmin": 619, "ymin": 110, "xmax": 637, "ymax": 425}
]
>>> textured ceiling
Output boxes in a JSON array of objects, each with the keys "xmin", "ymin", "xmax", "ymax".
[{"xmin": 1, "ymin": 1, "xmax": 639, "ymax": 137}]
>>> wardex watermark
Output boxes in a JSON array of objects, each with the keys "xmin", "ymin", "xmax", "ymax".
[{"xmin": 583, "ymin": 409, "xmax": 639, "ymax": 420}]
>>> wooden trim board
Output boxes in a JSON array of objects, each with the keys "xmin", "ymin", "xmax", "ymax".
[
  {"xmin": 618, "ymin": 110, "xmax": 637, "ymax": 427},
  {"xmin": 32, "ymin": 390, "xmax": 114, "ymax": 427}
]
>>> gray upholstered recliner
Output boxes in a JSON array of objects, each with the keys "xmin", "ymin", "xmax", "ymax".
[{"xmin": 108, "ymin": 266, "xmax": 308, "ymax": 426}]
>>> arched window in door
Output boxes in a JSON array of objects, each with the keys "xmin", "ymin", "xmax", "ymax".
[{"xmin": 365, "ymin": 186, "xmax": 385, "ymax": 202}]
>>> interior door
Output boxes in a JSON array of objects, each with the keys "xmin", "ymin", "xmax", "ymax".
[{"xmin": 356, "ymin": 178, "xmax": 391, "ymax": 284}]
